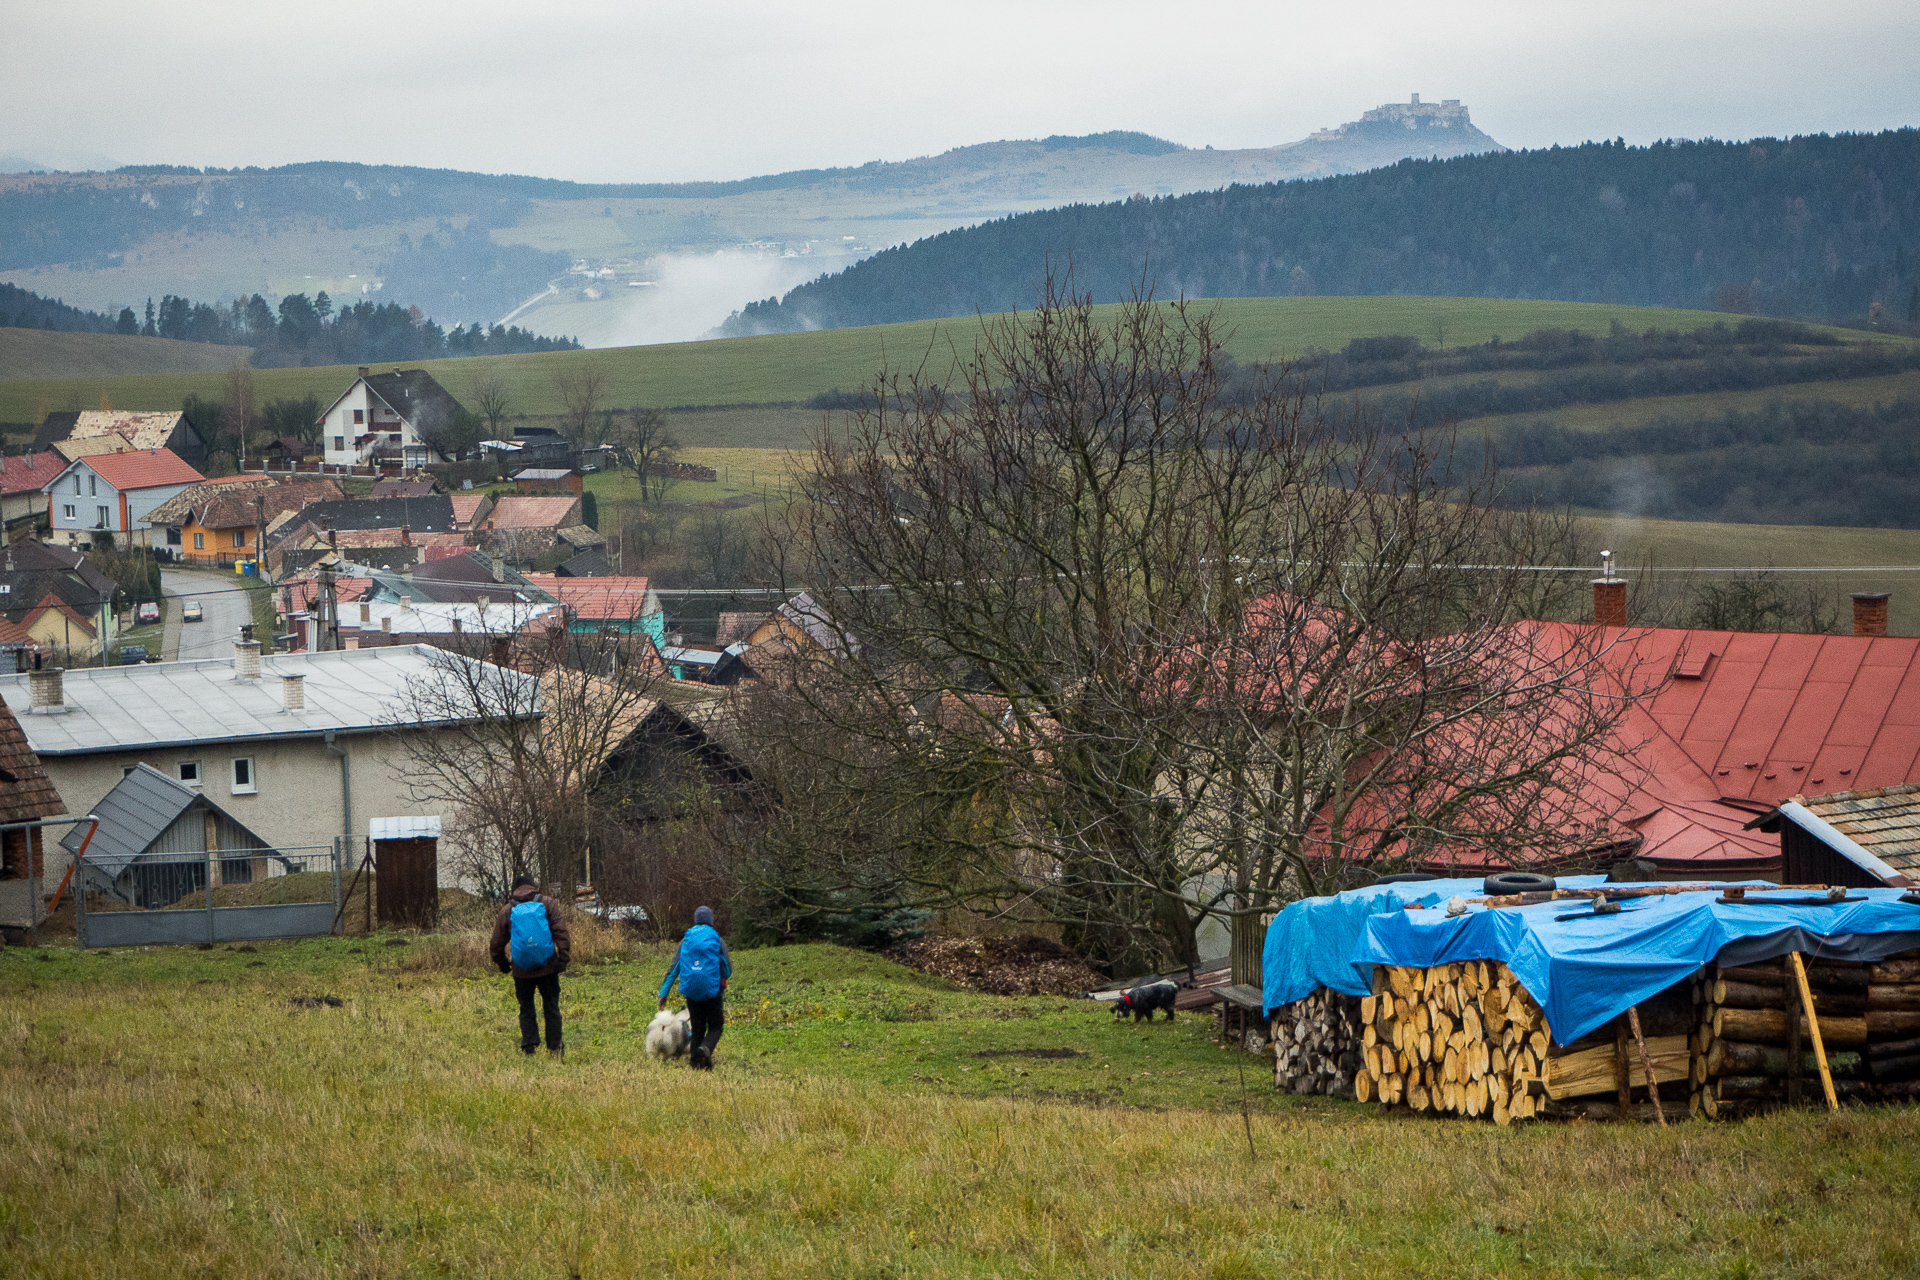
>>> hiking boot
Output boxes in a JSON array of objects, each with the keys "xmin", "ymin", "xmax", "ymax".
[
  {"xmin": 690, "ymin": 1045, "xmax": 711, "ymax": 1070},
  {"xmin": 548, "ymin": 1046, "xmax": 565, "ymax": 1062}
]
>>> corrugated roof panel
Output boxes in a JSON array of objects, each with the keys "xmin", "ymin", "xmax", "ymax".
[
  {"xmin": 1753, "ymin": 634, "xmax": 1823, "ymax": 690},
  {"xmin": 1806, "ymin": 639, "xmax": 1870, "ymax": 685},
  {"xmin": 1828, "ymin": 663, "xmax": 1908, "ymax": 747},
  {"xmin": 1880, "ymin": 659, "xmax": 1920, "ymax": 727},
  {"xmin": 1857, "ymin": 723, "xmax": 1920, "ymax": 786},
  {"xmin": 1680, "ymin": 660, "xmax": 1764, "ymax": 745}
]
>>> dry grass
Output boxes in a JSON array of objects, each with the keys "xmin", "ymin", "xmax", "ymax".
[
  {"xmin": 395, "ymin": 907, "xmax": 638, "ymax": 975},
  {"xmin": 3, "ymin": 939, "xmax": 1917, "ymax": 1278}
]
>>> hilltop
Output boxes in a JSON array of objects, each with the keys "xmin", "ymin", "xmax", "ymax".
[
  {"xmin": 0, "ymin": 100, "xmax": 1505, "ymax": 349},
  {"xmin": 720, "ymin": 128, "xmax": 1920, "ymax": 336}
]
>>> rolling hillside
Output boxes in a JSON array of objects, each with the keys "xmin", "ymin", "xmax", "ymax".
[
  {"xmin": 0, "ymin": 100, "xmax": 1504, "ymax": 348},
  {"xmin": 0, "ymin": 296, "xmax": 1791, "ymax": 425},
  {"xmin": 0, "ymin": 327, "xmax": 252, "ymax": 381},
  {"xmin": 721, "ymin": 129, "xmax": 1920, "ymax": 336}
]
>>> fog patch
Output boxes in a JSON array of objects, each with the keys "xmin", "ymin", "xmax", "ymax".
[{"xmin": 589, "ymin": 250, "xmax": 843, "ymax": 347}]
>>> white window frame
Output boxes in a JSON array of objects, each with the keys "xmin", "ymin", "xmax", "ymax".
[
  {"xmin": 178, "ymin": 760, "xmax": 201, "ymax": 788},
  {"xmin": 62, "ymin": 504, "xmax": 76, "ymax": 520},
  {"xmin": 229, "ymin": 757, "xmax": 256, "ymax": 795}
]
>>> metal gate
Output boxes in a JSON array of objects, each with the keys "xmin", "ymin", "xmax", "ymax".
[{"xmin": 76, "ymin": 841, "xmax": 343, "ymax": 949}]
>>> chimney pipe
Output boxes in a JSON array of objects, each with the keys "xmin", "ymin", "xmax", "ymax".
[
  {"xmin": 380, "ymin": 616, "xmax": 391, "ymax": 633},
  {"xmin": 1853, "ymin": 592, "xmax": 1891, "ymax": 638},
  {"xmin": 1592, "ymin": 550, "xmax": 1627, "ymax": 628},
  {"xmin": 359, "ymin": 602, "xmax": 371, "ymax": 624},
  {"xmin": 27, "ymin": 665, "xmax": 65, "ymax": 713},
  {"xmin": 234, "ymin": 637, "xmax": 262, "ymax": 681},
  {"xmin": 491, "ymin": 554, "xmax": 505, "ymax": 584},
  {"xmin": 358, "ymin": 366, "xmax": 369, "ymax": 377},
  {"xmin": 281, "ymin": 673, "xmax": 305, "ymax": 713}
]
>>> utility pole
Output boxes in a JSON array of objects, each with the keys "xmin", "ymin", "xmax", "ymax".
[{"xmin": 318, "ymin": 562, "xmax": 339, "ymax": 652}]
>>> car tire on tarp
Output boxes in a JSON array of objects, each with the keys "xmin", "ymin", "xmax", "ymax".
[{"xmin": 1483, "ymin": 872, "xmax": 1556, "ymax": 895}]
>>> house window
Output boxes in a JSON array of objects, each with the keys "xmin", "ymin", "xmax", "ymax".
[
  {"xmin": 96, "ymin": 505, "xmax": 111, "ymax": 528},
  {"xmin": 73, "ymin": 476, "xmax": 81, "ymax": 495},
  {"xmin": 231, "ymin": 530, "xmax": 246, "ymax": 548},
  {"xmin": 334, "ymin": 436, "xmax": 345, "ymax": 452},
  {"xmin": 88, "ymin": 475, "xmax": 97, "ymax": 496},
  {"xmin": 62, "ymin": 504, "xmax": 75, "ymax": 520},
  {"xmin": 193, "ymin": 532, "xmax": 205, "ymax": 549},
  {"xmin": 167, "ymin": 527, "xmax": 181, "ymax": 546},
  {"xmin": 353, "ymin": 409, "xmax": 364, "ymax": 425},
  {"xmin": 178, "ymin": 761, "xmax": 200, "ymax": 787},
  {"xmin": 230, "ymin": 757, "xmax": 256, "ymax": 795}
]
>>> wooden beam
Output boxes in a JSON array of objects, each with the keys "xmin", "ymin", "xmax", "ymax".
[
  {"xmin": 1788, "ymin": 952, "xmax": 1839, "ymax": 1112},
  {"xmin": 1627, "ymin": 1005, "xmax": 1668, "ymax": 1126}
]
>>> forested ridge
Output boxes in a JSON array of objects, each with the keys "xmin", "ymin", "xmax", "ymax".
[{"xmin": 722, "ymin": 130, "xmax": 1920, "ymax": 334}]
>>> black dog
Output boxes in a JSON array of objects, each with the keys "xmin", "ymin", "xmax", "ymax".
[{"xmin": 1113, "ymin": 981, "xmax": 1178, "ymax": 1023}]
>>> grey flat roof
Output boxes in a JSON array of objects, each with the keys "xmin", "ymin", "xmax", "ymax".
[{"xmin": 0, "ymin": 644, "xmax": 535, "ymax": 756}]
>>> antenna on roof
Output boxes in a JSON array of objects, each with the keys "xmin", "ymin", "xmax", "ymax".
[{"xmin": 1600, "ymin": 549, "xmax": 1615, "ymax": 580}]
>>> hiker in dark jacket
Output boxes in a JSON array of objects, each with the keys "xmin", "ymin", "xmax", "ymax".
[
  {"xmin": 489, "ymin": 875, "xmax": 573, "ymax": 1057},
  {"xmin": 658, "ymin": 905, "xmax": 731, "ymax": 1070}
]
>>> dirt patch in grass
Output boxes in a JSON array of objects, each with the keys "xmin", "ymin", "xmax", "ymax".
[
  {"xmin": 886, "ymin": 934, "xmax": 1104, "ymax": 997},
  {"xmin": 286, "ymin": 995, "xmax": 343, "ymax": 1008}
]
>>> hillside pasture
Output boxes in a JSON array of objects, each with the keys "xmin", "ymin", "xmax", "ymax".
[
  {"xmin": 0, "ymin": 296, "xmax": 1845, "ymax": 426},
  {"xmin": 3, "ymin": 935, "xmax": 1917, "ymax": 1279},
  {"xmin": 0, "ymin": 327, "xmax": 252, "ymax": 382}
]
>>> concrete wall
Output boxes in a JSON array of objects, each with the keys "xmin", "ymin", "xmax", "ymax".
[{"xmin": 32, "ymin": 728, "xmax": 470, "ymax": 888}]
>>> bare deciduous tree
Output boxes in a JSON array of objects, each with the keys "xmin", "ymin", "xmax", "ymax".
[
  {"xmin": 609, "ymin": 406, "xmax": 680, "ymax": 504},
  {"xmin": 751, "ymin": 274, "xmax": 1661, "ymax": 973},
  {"xmin": 471, "ymin": 362, "xmax": 512, "ymax": 437},
  {"xmin": 387, "ymin": 629, "xmax": 671, "ymax": 895},
  {"xmin": 553, "ymin": 366, "xmax": 608, "ymax": 446}
]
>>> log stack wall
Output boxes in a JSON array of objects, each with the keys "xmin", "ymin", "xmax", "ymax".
[{"xmin": 1268, "ymin": 988, "xmax": 1364, "ymax": 1097}]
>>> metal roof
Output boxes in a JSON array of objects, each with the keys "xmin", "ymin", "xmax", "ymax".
[
  {"xmin": 0, "ymin": 644, "xmax": 536, "ymax": 756},
  {"xmin": 370, "ymin": 815, "xmax": 442, "ymax": 840},
  {"xmin": 57, "ymin": 763, "xmax": 269, "ymax": 879},
  {"xmin": 1774, "ymin": 786, "xmax": 1920, "ymax": 880},
  {"xmin": 52, "ymin": 448, "xmax": 204, "ymax": 493}
]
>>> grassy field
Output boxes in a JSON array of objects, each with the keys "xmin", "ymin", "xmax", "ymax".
[
  {"xmin": 1459, "ymin": 369, "xmax": 1920, "ymax": 439},
  {"xmin": 0, "ymin": 328, "xmax": 253, "ymax": 383},
  {"xmin": 0, "ymin": 296, "xmax": 1855, "ymax": 425},
  {"xmin": 3, "ymin": 932, "xmax": 1916, "ymax": 1279}
]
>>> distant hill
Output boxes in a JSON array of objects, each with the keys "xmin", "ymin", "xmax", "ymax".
[
  {"xmin": 0, "ymin": 101, "xmax": 1505, "ymax": 346},
  {"xmin": 0, "ymin": 328, "xmax": 252, "ymax": 381},
  {"xmin": 719, "ymin": 129, "xmax": 1920, "ymax": 335}
]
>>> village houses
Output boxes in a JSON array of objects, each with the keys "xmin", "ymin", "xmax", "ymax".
[
  {"xmin": 42, "ymin": 448, "xmax": 205, "ymax": 550},
  {"xmin": 318, "ymin": 367, "xmax": 464, "ymax": 469}
]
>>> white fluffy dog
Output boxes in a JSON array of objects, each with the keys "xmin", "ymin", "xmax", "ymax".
[{"xmin": 645, "ymin": 1008, "xmax": 692, "ymax": 1061}]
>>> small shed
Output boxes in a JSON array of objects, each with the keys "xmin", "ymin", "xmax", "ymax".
[
  {"xmin": 63, "ymin": 764, "xmax": 273, "ymax": 907},
  {"xmin": 1750, "ymin": 788, "xmax": 1920, "ymax": 888},
  {"xmin": 0, "ymin": 695, "xmax": 65, "ymax": 931},
  {"xmin": 512, "ymin": 468, "xmax": 583, "ymax": 495},
  {"xmin": 370, "ymin": 815, "xmax": 441, "ymax": 929}
]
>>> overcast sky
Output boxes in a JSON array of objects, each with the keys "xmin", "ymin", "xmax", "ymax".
[{"xmin": 7, "ymin": 1, "xmax": 1918, "ymax": 182}]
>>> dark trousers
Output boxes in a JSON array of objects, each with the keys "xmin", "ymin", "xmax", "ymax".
[
  {"xmin": 514, "ymin": 972, "xmax": 562, "ymax": 1052},
  {"xmin": 687, "ymin": 995, "xmax": 724, "ymax": 1057}
]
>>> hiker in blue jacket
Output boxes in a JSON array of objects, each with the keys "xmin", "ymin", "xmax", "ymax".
[
  {"xmin": 658, "ymin": 905, "xmax": 731, "ymax": 1070},
  {"xmin": 489, "ymin": 875, "xmax": 572, "ymax": 1057}
]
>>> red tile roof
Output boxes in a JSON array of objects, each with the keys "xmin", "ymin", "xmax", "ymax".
[
  {"xmin": 0, "ymin": 451, "xmax": 67, "ymax": 497},
  {"xmin": 69, "ymin": 448, "xmax": 204, "ymax": 492},
  {"xmin": 1441, "ymin": 622, "xmax": 1920, "ymax": 873},
  {"xmin": 485, "ymin": 495, "xmax": 578, "ymax": 530},
  {"xmin": 522, "ymin": 574, "xmax": 655, "ymax": 620}
]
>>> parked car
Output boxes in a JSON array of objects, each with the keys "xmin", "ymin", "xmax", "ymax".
[
  {"xmin": 116, "ymin": 645, "xmax": 151, "ymax": 665},
  {"xmin": 136, "ymin": 601, "xmax": 160, "ymax": 624},
  {"xmin": 182, "ymin": 601, "xmax": 203, "ymax": 623}
]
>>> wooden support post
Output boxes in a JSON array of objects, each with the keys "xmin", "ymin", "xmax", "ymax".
[
  {"xmin": 1616, "ymin": 1019, "xmax": 1633, "ymax": 1116},
  {"xmin": 1788, "ymin": 953, "xmax": 1839, "ymax": 1112},
  {"xmin": 1627, "ymin": 1005, "xmax": 1668, "ymax": 1126},
  {"xmin": 1785, "ymin": 956, "xmax": 1803, "ymax": 1107}
]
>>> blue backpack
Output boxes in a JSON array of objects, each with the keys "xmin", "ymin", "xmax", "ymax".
[
  {"xmin": 677, "ymin": 926, "xmax": 726, "ymax": 1001},
  {"xmin": 509, "ymin": 899, "xmax": 555, "ymax": 969}
]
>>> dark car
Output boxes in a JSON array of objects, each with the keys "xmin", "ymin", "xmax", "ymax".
[{"xmin": 116, "ymin": 644, "xmax": 152, "ymax": 665}]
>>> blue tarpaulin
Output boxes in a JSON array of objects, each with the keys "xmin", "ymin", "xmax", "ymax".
[
  {"xmin": 1354, "ymin": 887, "xmax": 1920, "ymax": 1045},
  {"xmin": 1260, "ymin": 877, "xmax": 1611, "ymax": 1012}
]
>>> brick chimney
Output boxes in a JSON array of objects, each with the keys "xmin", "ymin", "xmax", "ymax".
[
  {"xmin": 234, "ymin": 627, "xmax": 262, "ymax": 681},
  {"xmin": 27, "ymin": 665, "xmax": 65, "ymax": 713},
  {"xmin": 1592, "ymin": 550, "xmax": 1627, "ymax": 628},
  {"xmin": 358, "ymin": 366, "xmax": 370, "ymax": 377},
  {"xmin": 281, "ymin": 674, "xmax": 305, "ymax": 713},
  {"xmin": 1853, "ymin": 592, "xmax": 1890, "ymax": 637}
]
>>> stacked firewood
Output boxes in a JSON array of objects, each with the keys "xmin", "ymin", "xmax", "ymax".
[
  {"xmin": 1701, "ymin": 951, "xmax": 1920, "ymax": 1111},
  {"xmin": 1352, "ymin": 961, "xmax": 1554, "ymax": 1124},
  {"xmin": 1268, "ymin": 988, "xmax": 1364, "ymax": 1097}
]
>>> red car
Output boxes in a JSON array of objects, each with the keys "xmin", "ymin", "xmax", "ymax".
[{"xmin": 136, "ymin": 601, "xmax": 160, "ymax": 624}]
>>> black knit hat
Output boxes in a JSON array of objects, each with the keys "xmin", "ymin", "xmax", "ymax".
[{"xmin": 511, "ymin": 874, "xmax": 535, "ymax": 890}]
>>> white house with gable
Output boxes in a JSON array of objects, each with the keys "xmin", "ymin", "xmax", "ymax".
[{"xmin": 319, "ymin": 367, "xmax": 464, "ymax": 469}]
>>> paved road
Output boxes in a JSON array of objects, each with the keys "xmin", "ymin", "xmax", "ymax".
[{"xmin": 161, "ymin": 569, "xmax": 256, "ymax": 662}]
